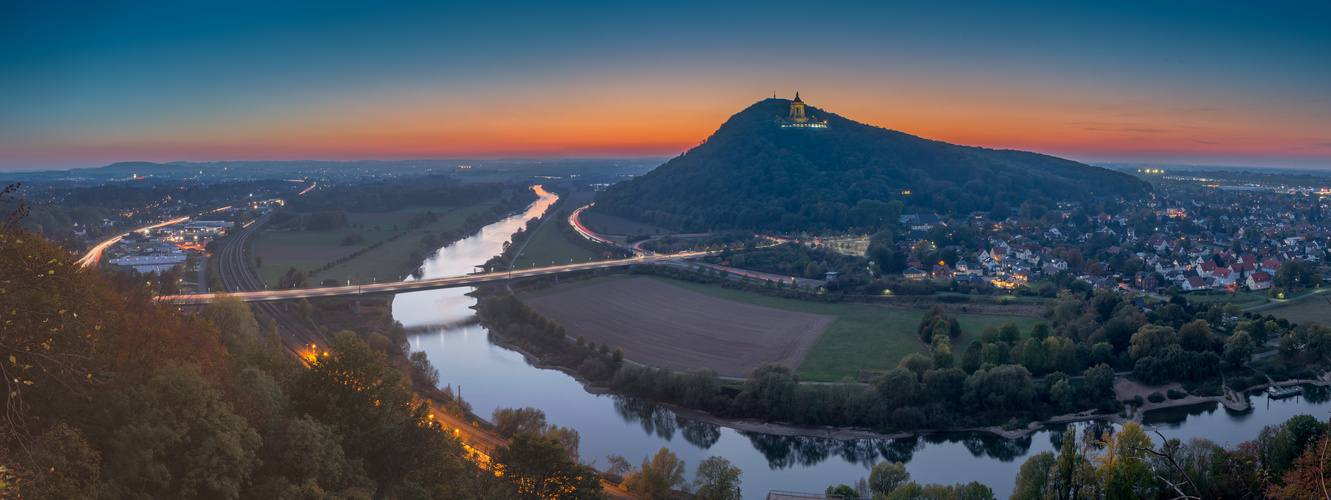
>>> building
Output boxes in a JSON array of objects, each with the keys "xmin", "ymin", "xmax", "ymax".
[
  {"xmin": 1247, "ymin": 271, "xmax": 1273, "ymax": 291},
  {"xmin": 779, "ymin": 93, "xmax": 828, "ymax": 129},
  {"xmin": 108, "ymin": 254, "xmax": 188, "ymax": 274}
]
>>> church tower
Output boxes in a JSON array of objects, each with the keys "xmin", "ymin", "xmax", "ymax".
[{"xmin": 789, "ymin": 92, "xmax": 808, "ymax": 123}]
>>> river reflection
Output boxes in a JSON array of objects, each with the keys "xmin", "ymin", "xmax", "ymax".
[
  {"xmin": 609, "ymin": 394, "xmax": 1055, "ymax": 469},
  {"xmin": 402, "ymin": 187, "xmax": 1331, "ymax": 498}
]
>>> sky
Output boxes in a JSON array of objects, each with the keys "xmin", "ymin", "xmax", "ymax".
[{"xmin": 1, "ymin": 0, "xmax": 1329, "ymax": 172}]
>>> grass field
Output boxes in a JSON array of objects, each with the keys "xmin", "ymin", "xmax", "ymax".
[
  {"xmin": 254, "ymin": 200, "xmax": 502, "ymax": 287},
  {"xmin": 511, "ymin": 217, "xmax": 599, "ymax": 269},
  {"xmin": 257, "ymin": 225, "xmax": 403, "ymax": 247},
  {"xmin": 1260, "ymin": 293, "xmax": 1331, "ymax": 326},
  {"xmin": 1184, "ymin": 292, "xmax": 1269, "ymax": 310},
  {"xmin": 532, "ymin": 275, "xmax": 1047, "ymax": 382}
]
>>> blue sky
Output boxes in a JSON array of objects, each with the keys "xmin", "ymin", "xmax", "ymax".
[{"xmin": 2, "ymin": 0, "xmax": 1328, "ymax": 171}]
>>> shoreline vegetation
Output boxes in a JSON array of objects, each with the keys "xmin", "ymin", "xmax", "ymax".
[
  {"xmin": 486, "ymin": 292, "xmax": 1331, "ymax": 442},
  {"xmin": 459, "ymin": 263, "xmax": 1331, "ymax": 443}
]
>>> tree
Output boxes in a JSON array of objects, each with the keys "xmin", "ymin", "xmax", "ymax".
[
  {"xmin": 999, "ymin": 322, "xmax": 1022, "ymax": 343},
  {"xmin": 1051, "ymin": 379, "xmax": 1075, "ymax": 412},
  {"xmin": 693, "ymin": 456, "xmax": 742, "ymax": 500},
  {"xmin": 1223, "ymin": 331, "xmax": 1255, "ymax": 367},
  {"xmin": 869, "ymin": 460, "xmax": 910, "ymax": 497},
  {"xmin": 493, "ymin": 407, "xmax": 550, "ymax": 437},
  {"xmin": 932, "ymin": 337, "xmax": 955, "ymax": 369},
  {"xmin": 740, "ymin": 364, "xmax": 798, "ymax": 420},
  {"xmin": 1090, "ymin": 422, "xmax": 1155, "ymax": 499},
  {"xmin": 23, "ymin": 423, "xmax": 102, "ymax": 499},
  {"xmin": 1030, "ymin": 323, "xmax": 1051, "ymax": 341},
  {"xmin": 961, "ymin": 341, "xmax": 983, "ymax": 373},
  {"xmin": 98, "ymin": 362, "xmax": 262, "ymax": 499},
  {"xmin": 1010, "ymin": 451, "xmax": 1056, "ymax": 500},
  {"xmin": 1178, "ymin": 319, "xmax": 1214, "ymax": 352},
  {"xmin": 281, "ymin": 415, "xmax": 371, "ymax": 493},
  {"xmin": 625, "ymin": 447, "xmax": 685, "ymax": 499},
  {"xmin": 1128, "ymin": 324, "xmax": 1177, "ymax": 361},
  {"xmin": 491, "ymin": 433, "xmax": 606, "ymax": 500},
  {"xmin": 898, "ymin": 353, "xmax": 933, "ymax": 380},
  {"xmin": 923, "ymin": 368, "xmax": 966, "ymax": 403},
  {"xmin": 1274, "ymin": 260, "xmax": 1322, "ymax": 290},
  {"xmin": 825, "ymin": 483, "xmax": 858, "ymax": 499},
  {"xmin": 201, "ymin": 295, "xmax": 263, "ymax": 355},
  {"xmin": 278, "ymin": 266, "xmax": 310, "ymax": 288}
]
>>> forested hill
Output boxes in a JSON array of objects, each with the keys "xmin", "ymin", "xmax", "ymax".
[{"xmin": 593, "ymin": 98, "xmax": 1150, "ymax": 233}]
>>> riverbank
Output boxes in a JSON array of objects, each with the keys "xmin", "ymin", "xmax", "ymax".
[{"xmin": 479, "ymin": 294, "xmax": 1331, "ymax": 443}]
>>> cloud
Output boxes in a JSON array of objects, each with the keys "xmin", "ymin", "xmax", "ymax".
[{"xmin": 1193, "ymin": 140, "xmax": 1218, "ymax": 145}]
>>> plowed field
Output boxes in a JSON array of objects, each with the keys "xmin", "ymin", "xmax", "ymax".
[{"xmin": 524, "ymin": 277, "xmax": 834, "ymax": 377}]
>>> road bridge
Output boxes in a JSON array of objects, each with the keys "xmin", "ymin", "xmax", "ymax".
[{"xmin": 158, "ymin": 252, "xmax": 709, "ymax": 304}]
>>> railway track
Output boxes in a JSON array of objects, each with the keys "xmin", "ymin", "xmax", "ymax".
[{"xmin": 213, "ymin": 214, "xmax": 325, "ymax": 360}]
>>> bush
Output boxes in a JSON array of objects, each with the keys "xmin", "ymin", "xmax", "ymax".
[
  {"xmin": 1229, "ymin": 377, "xmax": 1251, "ymax": 391},
  {"xmin": 1132, "ymin": 395, "xmax": 1144, "ymax": 407},
  {"xmin": 1166, "ymin": 389, "xmax": 1187, "ymax": 400},
  {"xmin": 1096, "ymin": 400, "xmax": 1118, "ymax": 414},
  {"xmin": 1147, "ymin": 392, "xmax": 1165, "ymax": 403}
]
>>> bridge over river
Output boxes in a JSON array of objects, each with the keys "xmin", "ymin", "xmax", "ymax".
[{"xmin": 157, "ymin": 252, "xmax": 710, "ymax": 304}]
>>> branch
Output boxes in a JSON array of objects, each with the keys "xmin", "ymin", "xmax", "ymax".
[{"xmin": 1128, "ymin": 426, "xmax": 1202, "ymax": 500}]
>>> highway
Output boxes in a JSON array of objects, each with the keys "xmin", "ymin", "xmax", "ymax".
[{"xmin": 76, "ymin": 216, "xmax": 192, "ymax": 268}]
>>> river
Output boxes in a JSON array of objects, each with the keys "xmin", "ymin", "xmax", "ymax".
[{"xmin": 398, "ymin": 188, "xmax": 1329, "ymax": 499}]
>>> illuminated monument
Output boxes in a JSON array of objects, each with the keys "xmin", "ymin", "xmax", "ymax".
[{"xmin": 779, "ymin": 92, "xmax": 828, "ymax": 128}]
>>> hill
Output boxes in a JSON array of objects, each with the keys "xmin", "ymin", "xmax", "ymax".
[{"xmin": 593, "ymin": 98, "xmax": 1150, "ymax": 233}]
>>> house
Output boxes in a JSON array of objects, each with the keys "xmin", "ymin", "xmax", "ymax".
[
  {"xmin": 1247, "ymin": 271, "xmax": 1273, "ymax": 291},
  {"xmin": 954, "ymin": 259, "xmax": 979, "ymax": 276},
  {"xmin": 1198, "ymin": 261, "xmax": 1217, "ymax": 277},
  {"xmin": 1184, "ymin": 276, "xmax": 1209, "ymax": 291},
  {"xmin": 932, "ymin": 264, "xmax": 955, "ymax": 278},
  {"xmin": 1212, "ymin": 267, "xmax": 1236, "ymax": 286},
  {"xmin": 1135, "ymin": 272, "xmax": 1158, "ymax": 291},
  {"xmin": 903, "ymin": 268, "xmax": 929, "ymax": 280},
  {"xmin": 899, "ymin": 214, "xmax": 945, "ymax": 231},
  {"xmin": 1261, "ymin": 259, "xmax": 1281, "ymax": 274}
]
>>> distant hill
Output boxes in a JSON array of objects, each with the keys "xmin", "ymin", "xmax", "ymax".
[{"xmin": 593, "ymin": 98, "xmax": 1150, "ymax": 233}]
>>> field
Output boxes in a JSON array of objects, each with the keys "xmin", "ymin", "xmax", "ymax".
[
  {"xmin": 511, "ymin": 217, "xmax": 598, "ymax": 269},
  {"xmin": 522, "ymin": 276, "xmax": 1048, "ymax": 381},
  {"xmin": 1260, "ymin": 293, "xmax": 1331, "ymax": 326},
  {"xmin": 254, "ymin": 200, "xmax": 501, "ymax": 287},
  {"xmin": 524, "ymin": 277, "xmax": 835, "ymax": 377},
  {"xmin": 1183, "ymin": 291, "xmax": 1269, "ymax": 310}
]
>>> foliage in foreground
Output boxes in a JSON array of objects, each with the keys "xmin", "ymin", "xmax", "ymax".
[{"xmin": 0, "ymin": 211, "xmax": 607, "ymax": 498}]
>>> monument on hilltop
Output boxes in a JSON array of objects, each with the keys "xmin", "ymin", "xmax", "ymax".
[{"xmin": 779, "ymin": 92, "xmax": 828, "ymax": 129}]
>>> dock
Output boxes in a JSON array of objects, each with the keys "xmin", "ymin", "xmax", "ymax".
[{"xmin": 1269, "ymin": 385, "xmax": 1304, "ymax": 399}]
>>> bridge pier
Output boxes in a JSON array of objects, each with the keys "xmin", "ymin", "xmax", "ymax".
[{"xmin": 349, "ymin": 300, "xmax": 361, "ymax": 315}]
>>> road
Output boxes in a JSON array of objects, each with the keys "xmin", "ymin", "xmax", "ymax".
[
  {"xmin": 158, "ymin": 251, "xmax": 715, "ymax": 304},
  {"xmin": 76, "ymin": 216, "xmax": 192, "ymax": 268}
]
